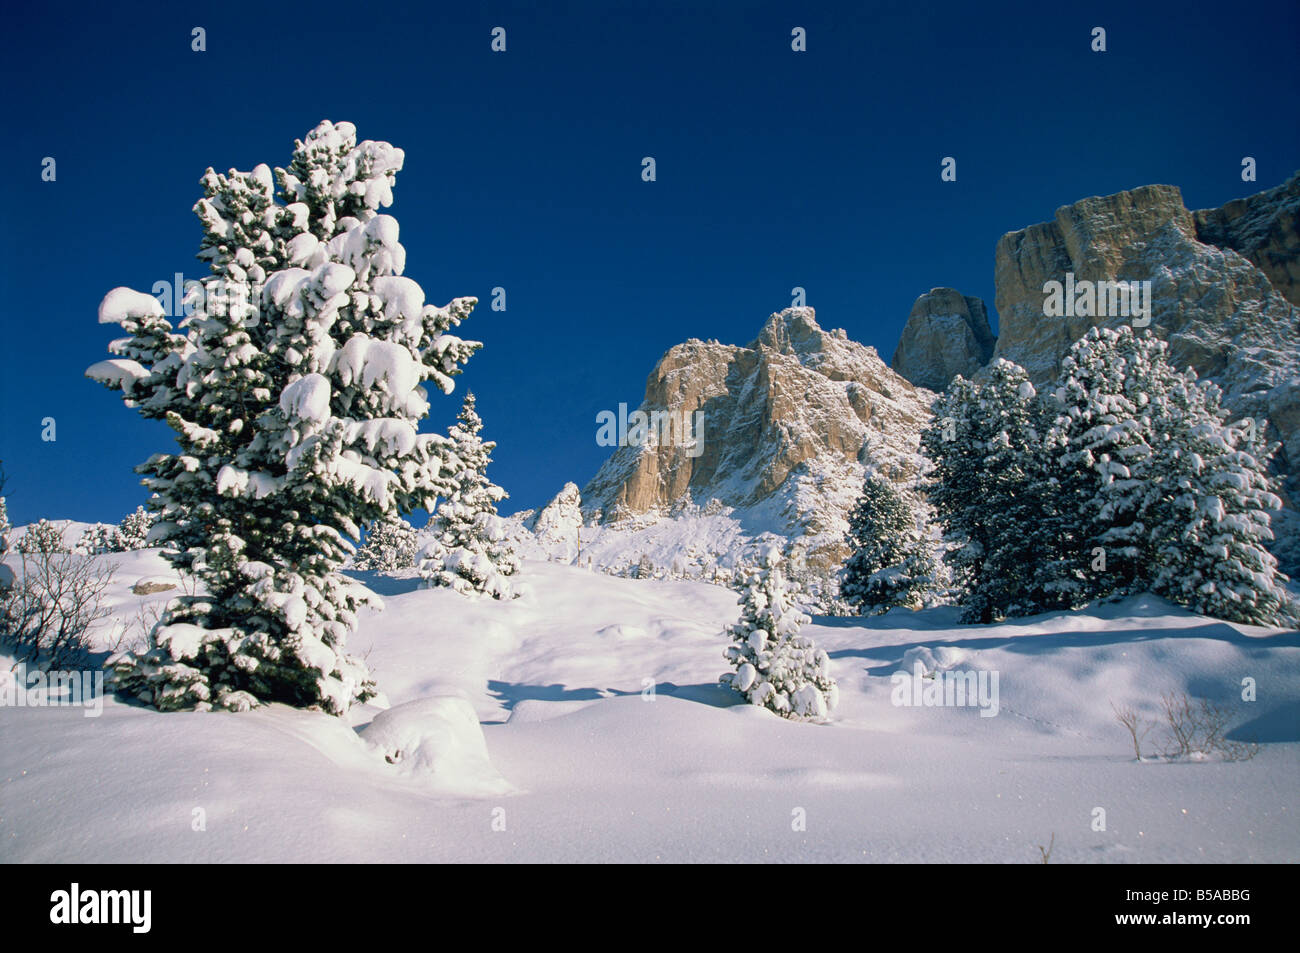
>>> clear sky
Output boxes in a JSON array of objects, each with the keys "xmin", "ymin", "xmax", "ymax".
[{"xmin": 2, "ymin": 0, "xmax": 1297, "ymax": 526}]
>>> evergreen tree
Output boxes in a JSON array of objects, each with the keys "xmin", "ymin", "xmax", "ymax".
[
  {"xmin": 1146, "ymin": 384, "xmax": 1297, "ymax": 626},
  {"xmin": 921, "ymin": 361, "xmax": 1056, "ymax": 622},
  {"xmin": 840, "ymin": 472, "xmax": 936, "ymax": 615},
  {"xmin": 921, "ymin": 327, "xmax": 1296, "ymax": 627},
  {"xmin": 89, "ymin": 121, "xmax": 483, "ymax": 713},
  {"xmin": 720, "ymin": 548, "xmax": 837, "ymax": 720},
  {"xmin": 75, "ymin": 523, "xmax": 120, "ymax": 555},
  {"xmin": 974, "ymin": 360, "xmax": 1064, "ymax": 617},
  {"xmin": 17, "ymin": 520, "xmax": 66, "ymax": 555},
  {"xmin": 1047, "ymin": 327, "xmax": 1295, "ymax": 625},
  {"xmin": 353, "ymin": 517, "xmax": 419, "ymax": 572},
  {"xmin": 419, "ymin": 393, "xmax": 519, "ymax": 598},
  {"xmin": 116, "ymin": 506, "xmax": 157, "ymax": 550},
  {"xmin": 1042, "ymin": 326, "xmax": 1167, "ymax": 600},
  {"xmin": 74, "ymin": 508, "xmax": 155, "ymax": 556}
]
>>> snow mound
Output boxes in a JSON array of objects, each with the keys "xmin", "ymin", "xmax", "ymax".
[
  {"xmin": 361, "ymin": 696, "xmax": 514, "ymax": 796},
  {"xmin": 900, "ymin": 645, "xmax": 969, "ymax": 674}
]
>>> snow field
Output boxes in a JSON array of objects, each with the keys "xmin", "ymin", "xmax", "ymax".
[{"xmin": 2, "ymin": 555, "xmax": 1297, "ymax": 862}]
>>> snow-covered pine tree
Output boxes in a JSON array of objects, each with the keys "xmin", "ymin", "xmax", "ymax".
[
  {"xmin": 74, "ymin": 507, "xmax": 155, "ymax": 556},
  {"xmin": 920, "ymin": 360, "xmax": 1061, "ymax": 621},
  {"xmin": 353, "ymin": 517, "xmax": 419, "ymax": 572},
  {"xmin": 720, "ymin": 547, "xmax": 838, "ymax": 720},
  {"xmin": 629, "ymin": 553, "xmax": 656, "ymax": 580},
  {"xmin": 89, "ymin": 121, "xmax": 483, "ymax": 713},
  {"xmin": 840, "ymin": 472, "xmax": 936, "ymax": 615},
  {"xmin": 1041, "ymin": 326, "xmax": 1167, "ymax": 602},
  {"xmin": 75, "ymin": 523, "xmax": 120, "ymax": 555},
  {"xmin": 922, "ymin": 376, "xmax": 991, "ymax": 620},
  {"xmin": 116, "ymin": 506, "xmax": 156, "ymax": 550},
  {"xmin": 1145, "ymin": 375, "xmax": 1297, "ymax": 626},
  {"xmin": 17, "ymin": 520, "xmax": 66, "ymax": 555},
  {"xmin": 1028, "ymin": 326, "xmax": 1296, "ymax": 626},
  {"xmin": 419, "ymin": 393, "xmax": 519, "ymax": 598},
  {"xmin": 974, "ymin": 359, "xmax": 1065, "ymax": 618}
]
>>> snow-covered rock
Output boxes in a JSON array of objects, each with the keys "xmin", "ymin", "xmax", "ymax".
[
  {"xmin": 900, "ymin": 644, "xmax": 968, "ymax": 675},
  {"xmin": 530, "ymin": 482, "xmax": 583, "ymax": 563},
  {"xmin": 360, "ymin": 696, "xmax": 513, "ymax": 796}
]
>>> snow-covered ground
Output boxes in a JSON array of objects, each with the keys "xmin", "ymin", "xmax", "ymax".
[{"xmin": 2, "ymin": 549, "xmax": 1297, "ymax": 863}]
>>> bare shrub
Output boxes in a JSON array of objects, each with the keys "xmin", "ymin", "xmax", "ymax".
[
  {"xmin": 105, "ymin": 598, "xmax": 166, "ymax": 663},
  {"xmin": 1, "ymin": 547, "xmax": 117, "ymax": 670},
  {"xmin": 1159, "ymin": 691, "xmax": 1258, "ymax": 762},
  {"xmin": 1111, "ymin": 702, "xmax": 1150, "ymax": 760}
]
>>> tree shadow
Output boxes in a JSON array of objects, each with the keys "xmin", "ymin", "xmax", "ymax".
[
  {"xmin": 486, "ymin": 678, "xmax": 740, "ymax": 712},
  {"xmin": 1227, "ymin": 701, "xmax": 1300, "ymax": 743},
  {"xmin": 345, "ymin": 570, "xmax": 423, "ymax": 597},
  {"xmin": 827, "ymin": 620, "xmax": 1300, "ymax": 677}
]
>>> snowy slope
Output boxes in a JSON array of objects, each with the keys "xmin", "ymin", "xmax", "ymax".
[{"xmin": 2, "ymin": 550, "xmax": 1297, "ymax": 863}]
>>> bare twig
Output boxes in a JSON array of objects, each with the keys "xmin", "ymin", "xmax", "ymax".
[{"xmin": 1111, "ymin": 701, "xmax": 1150, "ymax": 760}]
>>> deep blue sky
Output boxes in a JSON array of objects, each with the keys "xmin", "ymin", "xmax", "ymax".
[{"xmin": 2, "ymin": 0, "xmax": 1298, "ymax": 526}]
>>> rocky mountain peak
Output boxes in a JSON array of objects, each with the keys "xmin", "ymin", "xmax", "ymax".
[
  {"xmin": 579, "ymin": 306, "xmax": 934, "ymax": 573},
  {"xmin": 890, "ymin": 288, "xmax": 996, "ymax": 391},
  {"xmin": 751, "ymin": 306, "xmax": 836, "ymax": 356}
]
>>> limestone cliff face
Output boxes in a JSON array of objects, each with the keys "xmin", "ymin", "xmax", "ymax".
[
  {"xmin": 580, "ymin": 307, "xmax": 934, "ymax": 566},
  {"xmin": 1194, "ymin": 171, "xmax": 1300, "ymax": 309},
  {"xmin": 890, "ymin": 287, "xmax": 996, "ymax": 391},
  {"xmin": 991, "ymin": 182, "xmax": 1300, "ymax": 493}
]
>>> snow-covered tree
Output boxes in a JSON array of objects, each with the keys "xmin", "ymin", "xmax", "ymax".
[
  {"xmin": 840, "ymin": 472, "xmax": 936, "ymax": 615},
  {"xmin": 0, "ymin": 463, "xmax": 13, "ymax": 556},
  {"xmin": 973, "ymin": 360, "xmax": 1065, "ymax": 618},
  {"xmin": 353, "ymin": 517, "xmax": 419, "ymax": 572},
  {"xmin": 75, "ymin": 523, "xmax": 119, "ymax": 555},
  {"xmin": 420, "ymin": 393, "xmax": 518, "ymax": 598},
  {"xmin": 74, "ymin": 507, "xmax": 155, "ymax": 556},
  {"xmin": 1041, "ymin": 326, "xmax": 1168, "ymax": 601},
  {"xmin": 628, "ymin": 553, "xmax": 657, "ymax": 580},
  {"xmin": 89, "ymin": 121, "xmax": 484, "ymax": 713},
  {"xmin": 720, "ymin": 548, "xmax": 838, "ymax": 720},
  {"xmin": 1147, "ymin": 380, "xmax": 1297, "ymax": 626},
  {"xmin": 1046, "ymin": 327, "xmax": 1296, "ymax": 626},
  {"xmin": 17, "ymin": 520, "xmax": 66, "ymax": 556},
  {"xmin": 116, "ymin": 505, "xmax": 157, "ymax": 550},
  {"xmin": 922, "ymin": 361, "xmax": 1058, "ymax": 622}
]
